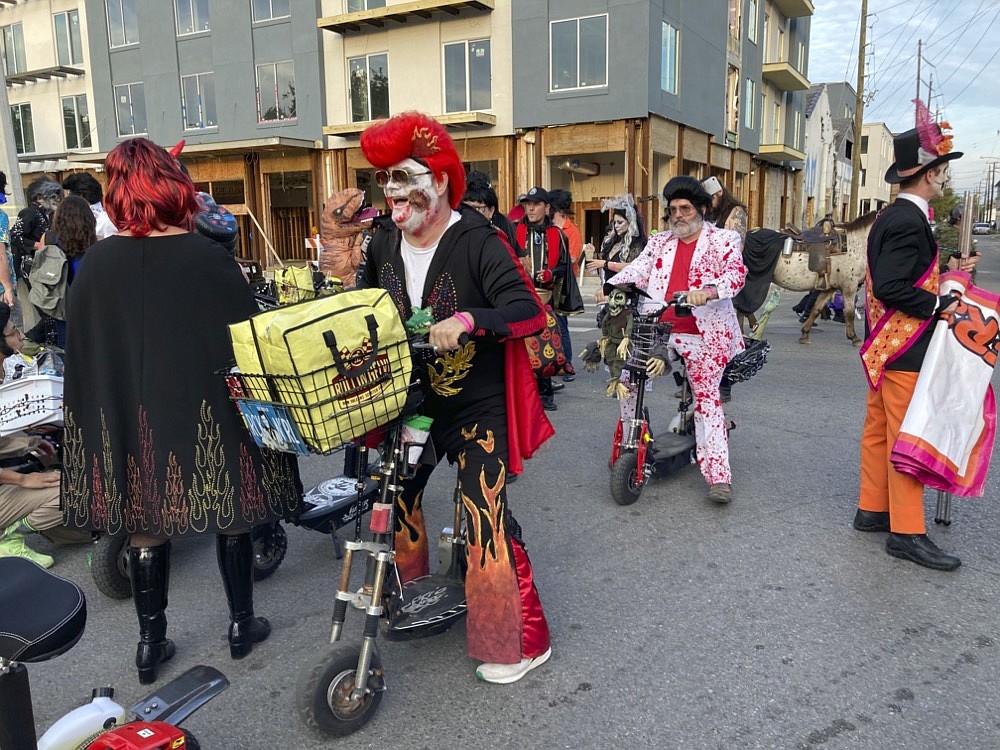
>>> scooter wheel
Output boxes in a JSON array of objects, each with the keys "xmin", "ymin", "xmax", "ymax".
[
  {"xmin": 251, "ymin": 522, "xmax": 287, "ymax": 582},
  {"xmin": 91, "ymin": 534, "xmax": 132, "ymax": 599},
  {"xmin": 297, "ymin": 644, "xmax": 384, "ymax": 737},
  {"xmin": 610, "ymin": 452, "xmax": 643, "ymax": 506}
]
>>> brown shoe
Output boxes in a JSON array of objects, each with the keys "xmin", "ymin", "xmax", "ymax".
[{"xmin": 707, "ymin": 483, "xmax": 732, "ymax": 504}]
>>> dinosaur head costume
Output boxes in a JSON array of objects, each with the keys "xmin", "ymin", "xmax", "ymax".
[{"xmin": 317, "ymin": 186, "xmax": 378, "ymax": 287}]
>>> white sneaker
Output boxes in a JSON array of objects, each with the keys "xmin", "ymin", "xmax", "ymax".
[{"xmin": 476, "ymin": 647, "xmax": 552, "ymax": 684}]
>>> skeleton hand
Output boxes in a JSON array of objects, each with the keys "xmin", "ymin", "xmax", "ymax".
[
  {"xmin": 646, "ymin": 357, "xmax": 668, "ymax": 378},
  {"xmin": 616, "ymin": 337, "xmax": 631, "ymax": 359}
]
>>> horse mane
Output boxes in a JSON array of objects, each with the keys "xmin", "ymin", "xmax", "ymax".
[{"xmin": 840, "ymin": 210, "xmax": 879, "ymax": 233}]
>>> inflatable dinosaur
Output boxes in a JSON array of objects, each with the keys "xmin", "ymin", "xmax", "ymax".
[{"xmin": 318, "ymin": 187, "xmax": 378, "ymax": 288}]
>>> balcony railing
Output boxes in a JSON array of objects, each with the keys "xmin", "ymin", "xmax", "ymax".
[
  {"xmin": 325, "ymin": 110, "xmax": 496, "ymax": 137},
  {"xmin": 761, "ymin": 60, "xmax": 809, "ymax": 91},
  {"xmin": 758, "ymin": 142, "xmax": 806, "ymax": 164},
  {"xmin": 770, "ymin": 0, "xmax": 814, "ymax": 18},
  {"xmin": 319, "ymin": 0, "xmax": 494, "ymax": 35},
  {"xmin": 6, "ymin": 64, "xmax": 85, "ymax": 86}
]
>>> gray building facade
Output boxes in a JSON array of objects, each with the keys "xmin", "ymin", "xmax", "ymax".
[{"xmin": 80, "ymin": 0, "xmax": 328, "ymax": 264}]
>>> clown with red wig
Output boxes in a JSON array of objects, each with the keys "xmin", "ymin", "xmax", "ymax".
[{"xmin": 360, "ymin": 111, "xmax": 554, "ymax": 683}]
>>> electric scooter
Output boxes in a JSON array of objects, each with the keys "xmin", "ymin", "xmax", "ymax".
[
  {"xmin": 0, "ymin": 557, "xmax": 228, "ymax": 750},
  {"xmin": 609, "ymin": 294, "xmax": 698, "ymax": 505},
  {"xmin": 296, "ymin": 382, "xmax": 469, "ymax": 737}
]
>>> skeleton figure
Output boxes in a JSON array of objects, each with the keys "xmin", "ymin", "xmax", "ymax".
[{"xmin": 599, "ymin": 287, "xmax": 633, "ymax": 398}]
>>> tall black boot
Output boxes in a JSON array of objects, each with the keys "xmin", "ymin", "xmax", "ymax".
[
  {"xmin": 130, "ymin": 543, "xmax": 175, "ymax": 685},
  {"xmin": 217, "ymin": 533, "xmax": 271, "ymax": 659}
]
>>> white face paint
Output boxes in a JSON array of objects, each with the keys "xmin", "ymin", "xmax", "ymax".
[{"xmin": 381, "ymin": 157, "xmax": 443, "ymax": 237}]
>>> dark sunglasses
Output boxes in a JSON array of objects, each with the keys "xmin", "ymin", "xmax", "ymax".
[{"xmin": 374, "ymin": 169, "xmax": 433, "ymax": 187}]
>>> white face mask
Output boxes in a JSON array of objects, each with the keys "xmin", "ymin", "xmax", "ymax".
[{"xmin": 381, "ymin": 157, "xmax": 444, "ymax": 235}]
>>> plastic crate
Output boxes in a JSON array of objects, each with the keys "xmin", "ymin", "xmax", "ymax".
[{"xmin": 0, "ymin": 375, "xmax": 63, "ymax": 436}]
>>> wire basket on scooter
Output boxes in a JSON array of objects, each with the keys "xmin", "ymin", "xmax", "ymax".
[
  {"xmin": 225, "ymin": 288, "xmax": 413, "ymax": 455},
  {"xmin": 624, "ymin": 312, "xmax": 673, "ymax": 374}
]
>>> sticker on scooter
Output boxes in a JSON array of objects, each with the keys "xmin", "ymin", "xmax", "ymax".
[{"xmin": 401, "ymin": 586, "xmax": 448, "ymax": 614}]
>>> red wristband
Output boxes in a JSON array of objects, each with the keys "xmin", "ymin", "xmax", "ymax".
[{"xmin": 454, "ymin": 312, "xmax": 474, "ymax": 333}]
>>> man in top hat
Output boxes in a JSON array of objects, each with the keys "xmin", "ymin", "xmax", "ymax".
[
  {"xmin": 854, "ymin": 111, "xmax": 979, "ymax": 571},
  {"xmin": 515, "ymin": 187, "xmax": 573, "ymax": 409},
  {"xmin": 360, "ymin": 111, "xmax": 553, "ymax": 683}
]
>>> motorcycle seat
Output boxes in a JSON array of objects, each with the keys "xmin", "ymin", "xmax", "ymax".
[{"xmin": 0, "ymin": 557, "xmax": 86, "ymax": 662}]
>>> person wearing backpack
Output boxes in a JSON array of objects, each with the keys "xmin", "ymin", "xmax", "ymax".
[
  {"xmin": 26, "ymin": 195, "xmax": 95, "ymax": 350},
  {"xmin": 10, "ymin": 178, "xmax": 61, "ymax": 332}
]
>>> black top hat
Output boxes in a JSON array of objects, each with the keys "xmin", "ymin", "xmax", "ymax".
[
  {"xmin": 885, "ymin": 126, "xmax": 963, "ymax": 184},
  {"xmin": 519, "ymin": 186, "xmax": 550, "ymax": 204}
]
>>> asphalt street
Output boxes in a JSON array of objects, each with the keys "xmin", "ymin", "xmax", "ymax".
[{"xmin": 23, "ymin": 233, "xmax": 1000, "ymax": 749}]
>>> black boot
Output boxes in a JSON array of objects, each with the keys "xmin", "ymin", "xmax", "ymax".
[
  {"xmin": 719, "ymin": 379, "xmax": 732, "ymax": 403},
  {"xmin": 217, "ymin": 533, "xmax": 271, "ymax": 659},
  {"xmin": 130, "ymin": 543, "xmax": 175, "ymax": 684}
]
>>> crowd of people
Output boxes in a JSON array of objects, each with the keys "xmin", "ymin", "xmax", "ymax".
[{"xmin": 0, "ymin": 103, "xmax": 985, "ymax": 695}]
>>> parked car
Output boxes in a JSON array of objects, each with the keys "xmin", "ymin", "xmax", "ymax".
[{"xmin": 973, "ymin": 222, "xmax": 991, "ymax": 235}]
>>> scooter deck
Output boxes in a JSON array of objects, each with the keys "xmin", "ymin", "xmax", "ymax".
[
  {"xmin": 381, "ymin": 574, "xmax": 467, "ymax": 641},
  {"xmin": 297, "ymin": 475, "xmax": 379, "ymax": 534},
  {"xmin": 648, "ymin": 432, "xmax": 696, "ymax": 477}
]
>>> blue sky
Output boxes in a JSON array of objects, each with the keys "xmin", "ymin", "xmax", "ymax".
[{"xmin": 808, "ymin": 0, "xmax": 1000, "ymax": 193}]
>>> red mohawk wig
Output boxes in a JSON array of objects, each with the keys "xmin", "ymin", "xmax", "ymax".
[{"xmin": 360, "ymin": 111, "xmax": 466, "ymax": 209}]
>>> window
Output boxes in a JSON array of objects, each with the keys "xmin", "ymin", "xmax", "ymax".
[
  {"xmin": 10, "ymin": 103, "xmax": 33, "ymax": 154},
  {"xmin": 660, "ymin": 22, "xmax": 679, "ymax": 94},
  {"xmin": 107, "ymin": 0, "xmax": 139, "ymax": 47},
  {"xmin": 728, "ymin": 0, "xmax": 741, "ymax": 39},
  {"xmin": 181, "ymin": 72, "xmax": 217, "ymax": 129},
  {"xmin": 743, "ymin": 79, "xmax": 755, "ymax": 129},
  {"xmin": 444, "ymin": 40, "xmax": 491, "ymax": 113},
  {"xmin": 2, "ymin": 23, "xmax": 25, "ymax": 76},
  {"xmin": 62, "ymin": 95, "xmax": 91, "ymax": 149},
  {"xmin": 747, "ymin": 0, "xmax": 757, "ymax": 43},
  {"xmin": 348, "ymin": 53, "xmax": 388, "ymax": 122},
  {"xmin": 175, "ymin": 0, "xmax": 209, "ymax": 35},
  {"xmin": 793, "ymin": 110, "xmax": 801, "ymax": 149},
  {"xmin": 861, "ymin": 169, "xmax": 866, "ymax": 187},
  {"xmin": 550, "ymin": 15, "xmax": 607, "ymax": 91},
  {"xmin": 256, "ymin": 61, "xmax": 296, "ymax": 122},
  {"xmin": 772, "ymin": 100, "xmax": 781, "ymax": 143},
  {"xmin": 54, "ymin": 11, "xmax": 84, "ymax": 66},
  {"xmin": 347, "ymin": 0, "xmax": 385, "ymax": 10},
  {"xmin": 252, "ymin": 0, "xmax": 289, "ymax": 22},
  {"xmin": 860, "ymin": 135, "xmax": 868, "ymax": 154},
  {"xmin": 114, "ymin": 82, "xmax": 147, "ymax": 136}
]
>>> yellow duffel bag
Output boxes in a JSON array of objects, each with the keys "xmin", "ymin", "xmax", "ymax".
[{"xmin": 229, "ymin": 287, "xmax": 412, "ymax": 453}]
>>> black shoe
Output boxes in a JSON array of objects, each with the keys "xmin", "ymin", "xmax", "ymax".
[
  {"xmin": 885, "ymin": 533, "xmax": 961, "ymax": 571},
  {"xmin": 541, "ymin": 397, "xmax": 557, "ymax": 412},
  {"xmin": 798, "ymin": 313, "xmax": 810, "ymax": 324},
  {"xmin": 551, "ymin": 382, "xmax": 565, "ymax": 392},
  {"xmin": 853, "ymin": 509, "xmax": 890, "ymax": 533},
  {"xmin": 563, "ymin": 373, "xmax": 576, "ymax": 382},
  {"xmin": 131, "ymin": 543, "xmax": 176, "ymax": 684},
  {"xmin": 217, "ymin": 533, "xmax": 272, "ymax": 659}
]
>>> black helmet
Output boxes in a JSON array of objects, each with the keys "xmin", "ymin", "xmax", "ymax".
[
  {"xmin": 662, "ymin": 175, "xmax": 711, "ymax": 214},
  {"xmin": 948, "ymin": 204, "xmax": 963, "ymax": 226}
]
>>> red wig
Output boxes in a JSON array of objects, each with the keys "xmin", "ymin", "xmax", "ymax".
[
  {"xmin": 360, "ymin": 111, "xmax": 466, "ymax": 209},
  {"xmin": 104, "ymin": 138, "xmax": 199, "ymax": 237}
]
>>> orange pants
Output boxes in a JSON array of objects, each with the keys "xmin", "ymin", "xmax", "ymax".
[{"xmin": 859, "ymin": 370, "xmax": 926, "ymax": 534}]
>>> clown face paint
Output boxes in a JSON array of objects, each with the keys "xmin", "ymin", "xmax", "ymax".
[{"xmin": 382, "ymin": 157, "xmax": 446, "ymax": 240}]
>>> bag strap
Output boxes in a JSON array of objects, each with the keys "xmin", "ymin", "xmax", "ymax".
[{"xmin": 323, "ymin": 313, "xmax": 380, "ymax": 378}]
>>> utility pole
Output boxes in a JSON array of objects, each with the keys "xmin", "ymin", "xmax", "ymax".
[
  {"xmin": 916, "ymin": 39, "xmax": 922, "ymax": 103},
  {"xmin": 849, "ymin": 0, "xmax": 867, "ymax": 220}
]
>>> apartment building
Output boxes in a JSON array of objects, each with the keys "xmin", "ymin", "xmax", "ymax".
[
  {"xmin": 858, "ymin": 121, "xmax": 892, "ymax": 215},
  {"xmin": 318, "ymin": 0, "xmax": 512, "ymax": 210},
  {"xmin": 73, "ymin": 0, "xmax": 328, "ymax": 264},
  {"xmin": 0, "ymin": 0, "xmax": 97, "ymax": 191},
  {"xmin": 509, "ymin": 0, "xmax": 813, "ymax": 235}
]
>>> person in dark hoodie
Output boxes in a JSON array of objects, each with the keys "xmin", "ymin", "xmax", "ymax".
[{"xmin": 360, "ymin": 111, "xmax": 553, "ymax": 684}]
